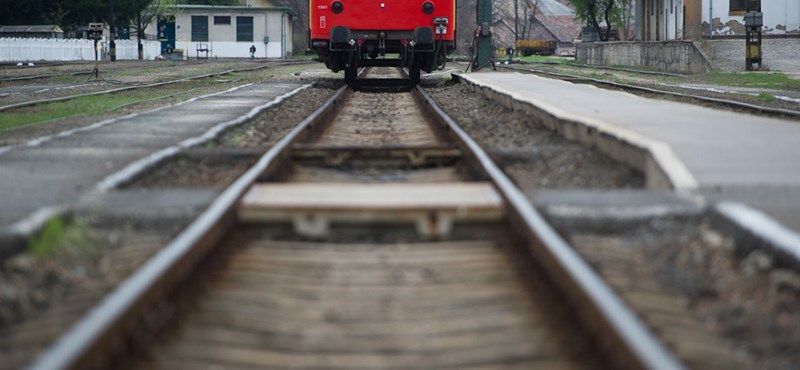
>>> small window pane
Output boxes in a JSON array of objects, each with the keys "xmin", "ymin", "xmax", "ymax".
[
  {"xmin": 237, "ymin": 16, "xmax": 254, "ymax": 42},
  {"xmin": 214, "ymin": 16, "xmax": 231, "ymax": 25},
  {"xmin": 191, "ymin": 16, "xmax": 208, "ymax": 42},
  {"xmin": 730, "ymin": 0, "xmax": 760, "ymax": 11}
]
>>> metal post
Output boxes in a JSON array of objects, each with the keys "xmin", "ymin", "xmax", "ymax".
[
  {"xmin": 708, "ymin": 0, "xmax": 712, "ymax": 39},
  {"xmin": 137, "ymin": 12, "xmax": 144, "ymax": 60},
  {"xmin": 109, "ymin": 0, "xmax": 116, "ymax": 61},
  {"xmin": 474, "ymin": 0, "xmax": 494, "ymax": 70},
  {"xmin": 744, "ymin": 1, "xmax": 762, "ymax": 71}
]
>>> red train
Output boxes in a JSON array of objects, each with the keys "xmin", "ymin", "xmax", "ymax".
[{"xmin": 309, "ymin": 0, "xmax": 456, "ymax": 84}]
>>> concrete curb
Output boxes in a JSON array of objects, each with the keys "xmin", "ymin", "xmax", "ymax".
[{"xmin": 454, "ymin": 73, "xmax": 698, "ymax": 192}]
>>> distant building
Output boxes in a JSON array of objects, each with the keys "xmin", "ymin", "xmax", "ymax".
[
  {"xmin": 492, "ymin": 0, "xmax": 582, "ymax": 55},
  {"xmin": 0, "ymin": 25, "xmax": 64, "ymax": 39},
  {"xmin": 637, "ymin": 0, "xmax": 800, "ymax": 40},
  {"xmin": 154, "ymin": 0, "xmax": 294, "ymax": 58}
]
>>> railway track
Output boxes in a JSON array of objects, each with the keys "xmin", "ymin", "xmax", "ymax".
[
  {"xmin": 0, "ymin": 59, "xmax": 253, "ymax": 82},
  {"xmin": 26, "ymin": 68, "xmax": 685, "ymax": 370},
  {"xmin": 498, "ymin": 64, "xmax": 800, "ymax": 120},
  {"xmin": 0, "ymin": 60, "xmax": 312, "ymax": 112}
]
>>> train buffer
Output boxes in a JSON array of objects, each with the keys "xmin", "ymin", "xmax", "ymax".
[{"xmin": 238, "ymin": 182, "xmax": 505, "ymax": 238}]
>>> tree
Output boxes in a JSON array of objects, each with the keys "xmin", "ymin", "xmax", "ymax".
[
  {"xmin": 129, "ymin": 0, "xmax": 178, "ymax": 59},
  {"xmin": 183, "ymin": 0, "xmax": 239, "ymax": 4},
  {"xmin": 521, "ymin": 0, "xmax": 540, "ymax": 41},
  {"xmin": 569, "ymin": 0, "xmax": 630, "ymax": 41}
]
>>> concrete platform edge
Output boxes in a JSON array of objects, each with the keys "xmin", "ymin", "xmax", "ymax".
[
  {"xmin": 453, "ymin": 73, "xmax": 800, "ymax": 269},
  {"xmin": 454, "ymin": 73, "xmax": 698, "ymax": 192}
]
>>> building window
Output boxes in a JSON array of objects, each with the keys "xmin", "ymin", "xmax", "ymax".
[
  {"xmin": 237, "ymin": 16, "xmax": 254, "ymax": 42},
  {"xmin": 214, "ymin": 16, "xmax": 231, "ymax": 25},
  {"xmin": 191, "ymin": 16, "xmax": 208, "ymax": 41},
  {"xmin": 730, "ymin": 0, "xmax": 760, "ymax": 12}
]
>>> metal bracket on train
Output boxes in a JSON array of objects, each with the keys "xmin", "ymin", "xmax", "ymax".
[
  {"xmin": 329, "ymin": 26, "xmax": 356, "ymax": 53},
  {"xmin": 378, "ymin": 31, "xmax": 386, "ymax": 56},
  {"xmin": 406, "ymin": 26, "xmax": 434, "ymax": 66},
  {"xmin": 412, "ymin": 26, "xmax": 435, "ymax": 52}
]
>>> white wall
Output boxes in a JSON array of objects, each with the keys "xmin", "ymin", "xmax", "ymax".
[
  {"xmin": 168, "ymin": 8, "xmax": 292, "ymax": 58},
  {"xmin": 703, "ymin": 0, "xmax": 800, "ymax": 35},
  {"xmin": 666, "ymin": 0, "xmax": 683, "ymax": 39},
  {"xmin": 0, "ymin": 38, "xmax": 161, "ymax": 62},
  {"xmin": 177, "ymin": 40, "xmax": 283, "ymax": 58}
]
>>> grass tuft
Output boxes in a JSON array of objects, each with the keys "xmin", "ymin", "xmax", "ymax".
[
  {"xmin": 756, "ymin": 92, "xmax": 776, "ymax": 102},
  {"xmin": 27, "ymin": 216, "xmax": 94, "ymax": 258}
]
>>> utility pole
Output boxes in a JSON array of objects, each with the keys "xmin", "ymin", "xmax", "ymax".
[
  {"xmin": 109, "ymin": 0, "xmax": 117, "ymax": 61},
  {"xmin": 514, "ymin": 0, "xmax": 519, "ymax": 45},
  {"xmin": 744, "ymin": 0, "xmax": 762, "ymax": 70},
  {"xmin": 138, "ymin": 11, "xmax": 144, "ymax": 60},
  {"xmin": 474, "ymin": 0, "xmax": 494, "ymax": 70}
]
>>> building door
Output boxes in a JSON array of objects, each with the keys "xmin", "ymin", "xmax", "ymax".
[{"xmin": 158, "ymin": 16, "xmax": 176, "ymax": 55}]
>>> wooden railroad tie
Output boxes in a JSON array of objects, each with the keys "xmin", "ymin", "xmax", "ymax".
[{"xmin": 238, "ymin": 182, "xmax": 505, "ymax": 238}]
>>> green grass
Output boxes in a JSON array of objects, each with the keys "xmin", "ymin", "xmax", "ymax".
[
  {"xmin": 516, "ymin": 55, "xmax": 575, "ymax": 64},
  {"xmin": 27, "ymin": 216, "xmax": 93, "ymax": 258},
  {"xmin": 756, "ymin": 92, "xmax": 776, "ymax": 102},
  {"xmin": 1, "ymin": 93, "xmax": 150, "ymax": 132},
  {"xmin": 0, "ymin": 62, "xmax": 319, "ymax": 134},
  {"xmin": 698, "ymin": 72, "xmax": 800, "ymax": 91},
  {"xmin": 0, "ymin": 80, "xmax": 234, "ymax": 133}
]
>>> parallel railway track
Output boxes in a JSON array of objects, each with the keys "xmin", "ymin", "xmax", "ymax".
[
  {"xmin": 0, "ymin": 61, "xmax": 312, "ymax": 112},
  {"xmin": 498, "ymin": 64, "xmax": 800, "ymax": 120},
  {"xmin": 27, "ymin": 68, "xmax": 684, "ymax": 370}
]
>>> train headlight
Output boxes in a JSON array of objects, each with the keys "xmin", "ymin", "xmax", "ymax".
[
  {"xmin": 422, "ymin": 2, "xmax": 434, "ymax": 14},
  {"xmin": 332, "ymin": 1, "xmax": 344, "ymax": 14}
]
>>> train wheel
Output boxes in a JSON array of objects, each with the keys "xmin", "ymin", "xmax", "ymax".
[
  {"xmin": 344, "ymin": 66, "xmax": 357, "ymax": 85},
  {"xmin": 409, "ymin": 67, "xmax": 421, "ymax": 85}
]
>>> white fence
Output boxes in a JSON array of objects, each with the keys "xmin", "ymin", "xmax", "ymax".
[{"xmin": 0, "ymin": 38, "xmax": 162, "ymax": 62}]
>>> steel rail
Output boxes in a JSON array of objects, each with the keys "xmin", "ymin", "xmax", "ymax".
[
  {"xmin": 0, "ymin": 71, "xmax": 93, "ymax": 82},
  {"xmin": 0, "ymin": 61, "xmax": 312, "ymax": 112},
  {"xmin": 415, "ymin": 86, "xmax": 687, "ymax": 370},
  {"xmin": 501, "ymin": 64, "xmax": 800, "ymax": 119},
  {"xmin": 515, "ymin": 59, "xmax": 690, "ymax": 78},
  {"xmin": 25, "ymin": 84, "xmax": 349, "ymax": 370},
  {"xmin": 453, "ymin": 56, "xmax": 688, "ymax": 78}
]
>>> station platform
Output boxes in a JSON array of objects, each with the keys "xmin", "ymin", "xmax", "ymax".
[
  {"xmin": 0, "ymin": 82, "xmax": 308, "ymax": 258},
  {"xmin": 457, "ymin": 72, "xmax": 800, "ymax": 247}
]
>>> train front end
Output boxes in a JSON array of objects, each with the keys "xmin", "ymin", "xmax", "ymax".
[{"xmin": 309, "ymin": 0, "xmax": 456, "ymax": 84}]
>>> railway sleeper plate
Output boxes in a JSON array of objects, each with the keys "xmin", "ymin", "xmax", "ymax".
[{"xmin": 238, "ymin": 182, "xmax": 505, "ymax": 238}]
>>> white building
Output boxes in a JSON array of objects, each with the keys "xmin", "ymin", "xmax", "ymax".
[
  {"xmin": 160, "ymin": 1, "xmax": 294, "ymax": 59},
  {"xmin": 701, "ymin": 0, "xmax": 799, "ymax": 36},
  {"xmin": 636, "ymin": 0, "xmax": 800, "ymax": 40}
]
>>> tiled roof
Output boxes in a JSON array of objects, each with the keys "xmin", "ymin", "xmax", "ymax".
[
  {"xmin": 535, "ymin": 0, "xmax": 575, "ymax": 16},
  {"xmin": 537, "ymin": 14, "xmax": 582, "ymax": 42}
]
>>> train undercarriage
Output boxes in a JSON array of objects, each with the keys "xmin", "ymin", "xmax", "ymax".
[{"xmin": 312, "ymin": 25, "xmax": 453, "ymax": 85}]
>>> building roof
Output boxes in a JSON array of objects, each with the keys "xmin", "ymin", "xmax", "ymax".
[
  {"xmin": 536, "ymin": 15, "xmax": 582, "ymax": 42},
  {"xmin": 535, "ymin": 0, "xmax": 574, "ymax": 16}
]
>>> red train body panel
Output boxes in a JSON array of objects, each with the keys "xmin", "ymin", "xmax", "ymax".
[{"xmin": 309, "ymin": 0, "xmax": 456, "ymax": 84}]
